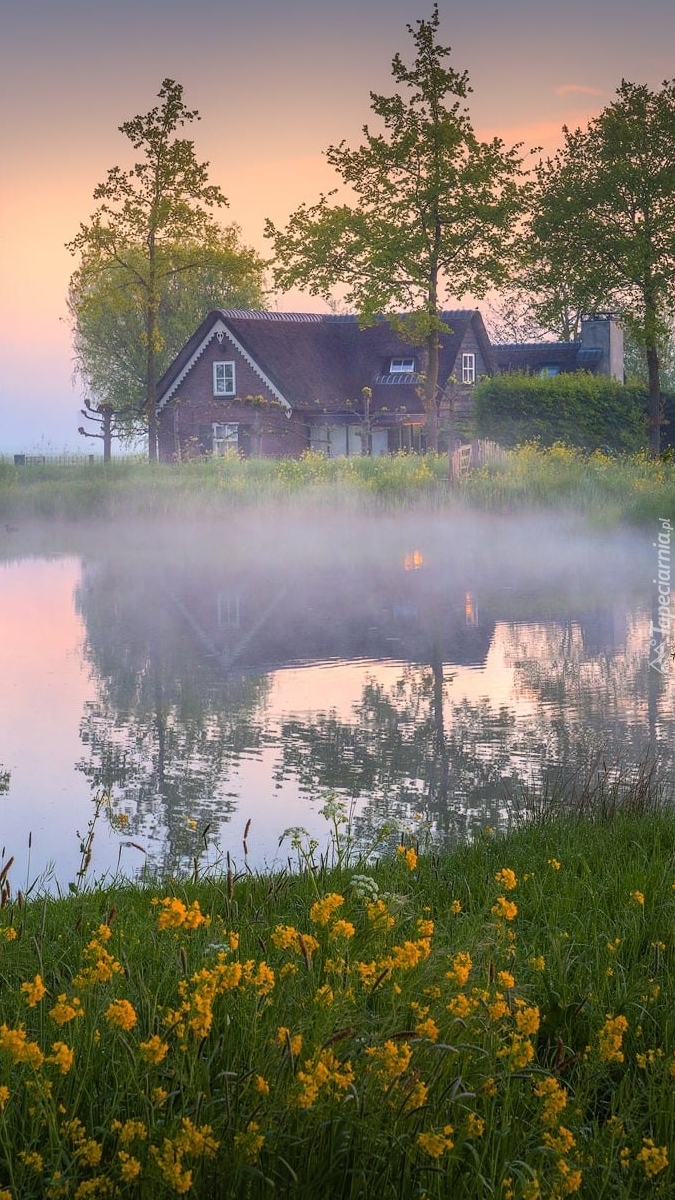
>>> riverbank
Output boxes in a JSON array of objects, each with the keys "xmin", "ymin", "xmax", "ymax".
[
  {"xmin": 1, "ymin": 445, "xmax": 674, "ymax": 525},
  {"xmin": 2, "ymin": 802, "xmax": 675, "ymax": 1198}
]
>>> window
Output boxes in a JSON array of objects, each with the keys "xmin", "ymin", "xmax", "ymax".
[
  {"xmin": 212, "ymin": 422, "xmax": 239, "ymax": 455},
  {"xmin": 539, "ymin": 365, "xmax": 560, "ymax": 377},
  {"xmin": 461, "ymin": 353, "xmax": 476, "ymax": 385},
  {"xmin": 213, "ymin": 361, "xmax": 235, "ymax": 396},
  {"xmin": 390, "ymin": 356, "xmax": 416, "ymax": 374}
]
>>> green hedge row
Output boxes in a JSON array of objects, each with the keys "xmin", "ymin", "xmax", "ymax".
[{"xmin": 472, "ymin": 371, "xmax": 649, "ymax": 453}]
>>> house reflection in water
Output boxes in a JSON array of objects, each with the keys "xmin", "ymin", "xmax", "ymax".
[{"xmin": 158, "ymin": 552, "xmax": 496, "ymax": 675}]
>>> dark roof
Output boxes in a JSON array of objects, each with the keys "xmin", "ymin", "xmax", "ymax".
[
  {"xmin": 157, "ymin": 309, "xmax": 495, "ymax": 415},
  {"xmin": 493, "ymin": 341, "xmax": 602, "ymax": 374}
]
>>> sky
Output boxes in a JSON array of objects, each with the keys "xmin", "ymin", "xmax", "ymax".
[{"xmin": 2, "ymin": 0, "xmax": 675, "ymax": 454}]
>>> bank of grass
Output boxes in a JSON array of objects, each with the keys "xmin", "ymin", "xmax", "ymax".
[
  {"xmin": 460, "ymin": 443, "xmax": 675, "ymax": 526},
  {"xmin": 0, "ymin": 453, "xmax": 450, "ymax": 522},
  {"xmin": 2, "ymin": 797, "xmax": 675, "ymax": 1198},
  {"xmin": 1, "ymin": 444, "xmax": 674, "ymax": 525}
]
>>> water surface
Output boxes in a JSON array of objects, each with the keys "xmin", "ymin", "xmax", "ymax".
[{"xmin": 0, "ymin": 511, "xmax": 672, "ymax": 892}]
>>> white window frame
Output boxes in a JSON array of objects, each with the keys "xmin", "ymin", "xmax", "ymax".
[
  {"xmin": 213, "ymin": 361, "xmax": 236, "ymax": 396},
  {"xmin": 461, "ymin": 352, "xmax": 476, "ymax": 385},
  {"xmin": 389, "ymin": 356, "xmax": 416, "ymax": 374},
  {"xmin": 212, "ymin": 422, "xmax": 239, "ymax": 455}
]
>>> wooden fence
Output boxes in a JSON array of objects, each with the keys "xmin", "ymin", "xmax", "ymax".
[{"xmin": 449, "ymin": 439, "xmax": 506, "ymax": 483}]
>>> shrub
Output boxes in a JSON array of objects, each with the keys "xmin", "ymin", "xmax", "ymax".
[{"xmin": 472, "ymin": 372, "xmax": 648, "ymax": 454}]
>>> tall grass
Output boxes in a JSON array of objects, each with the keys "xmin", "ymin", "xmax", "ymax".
[
  {"xmin": 459, "ymin": 443, "xmax": 675, "ymax": 525},
  {"xmin": 2, "ymin": 795, "xmax": 675, "ymax": 1198},
  {"xmin": 1, "ymin": 445, "xmax": 674, "ymax": 525}
]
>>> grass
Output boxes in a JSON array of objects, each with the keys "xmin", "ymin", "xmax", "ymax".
[
  {"xmin": 0, "ymin": 444, "xmax": 674, "ymax": 525},
  {"xmin": 2, "ymin": 794, "xmax": 675, "ymax": 1198}
]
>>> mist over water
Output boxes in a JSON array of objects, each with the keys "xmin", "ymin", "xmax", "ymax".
[{"xmin": 0, "ymin": 508, "xmax": 671, "ymax": 893}]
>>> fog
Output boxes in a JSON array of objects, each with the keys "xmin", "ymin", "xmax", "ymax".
[{"xmin": 1, "ymin": 508, "xmax": 671, "ymax": 892}]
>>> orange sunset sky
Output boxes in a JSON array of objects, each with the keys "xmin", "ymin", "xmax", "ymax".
[{"xmin": 2, "ymin": 0, "xmax": 675, "ymax": 453}]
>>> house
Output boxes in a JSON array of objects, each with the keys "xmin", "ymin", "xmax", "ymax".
[
  {"xmin": 155, "ymin": 309, "xmax": 494, "ymax": 461},
  {"xmin": 156, "ymin": 309, "xmax": 624, "ymax": 461},
  {"xmin": 493, "ymin": 314, "xmax": 624, "ymax": 381}
]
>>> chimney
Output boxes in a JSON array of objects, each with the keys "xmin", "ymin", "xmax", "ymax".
[{"xmin": 580, "ymin": 314, "xmax": 624, "ymax": 381}]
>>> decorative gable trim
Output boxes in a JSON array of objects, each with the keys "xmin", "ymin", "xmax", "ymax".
[{"xmin": 157, "ymin": 318, "xmax": 293, "ymax": 413}]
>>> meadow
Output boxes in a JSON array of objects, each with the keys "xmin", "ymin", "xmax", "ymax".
[
  {"xmin": 1, "ymin": 787, "xmax": 675, "ymax": 1199},
  {"xmin": 0, "ymin": 444, "xmax": 674, "ymax": 525}
]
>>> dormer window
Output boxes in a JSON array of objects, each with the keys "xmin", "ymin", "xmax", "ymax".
[
  {"xmin": 461, "ymin": 353, "xmax": 476, "ymax": 385},
  {"xmin": 390, "ymin": 356, "xmax": 416, "ymax": 374},
  {"xmin": 213, "ymin": 361, "xmax": 236, "ymax": 396}
]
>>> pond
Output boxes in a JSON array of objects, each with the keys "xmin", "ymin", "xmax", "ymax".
[{"xmin": 1, "ymin": 509, "xmax": 673, "ymax": 894}]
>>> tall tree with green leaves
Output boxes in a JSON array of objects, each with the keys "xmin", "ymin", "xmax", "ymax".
[
  {"xmin": 524, "ymin": 79, "xmax": 675, "ymax": 457},
  {"xmin": 67, "ymin": 230, "xmax": 266, "ymax": 457},
  {"xmin": 67, "ymin": 79, "xmax": 255, "ymax": 460},
  {"xmin": 264, "ymin": 5, "xmax": 524, "ymax": 450}
]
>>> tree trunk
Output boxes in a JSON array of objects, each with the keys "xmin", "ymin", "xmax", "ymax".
[
  {"xmin": 424, "ymin": 329, "xmax": 440, "ymax": 452},
  {"xmin": 102, "ymin": 406, "xmax": 113, "ymax": 464},
  {"xmin": 646, "ymin": 341, "xmax": 661, "ymax": 459}
]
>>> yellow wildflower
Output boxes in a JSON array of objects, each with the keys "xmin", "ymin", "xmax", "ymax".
[
  {"xmin": 48, "ymin": 1041, "xmax": 74, "ymax": 1074},
  {"xmin": 598, "ymin": 1014, "xmax": 628, "ymax": 1063},
  {"xmin": 49, "ymin": 995, "xmax": 84, "ymax": 1026},
  {"xmin": 104, "ymin": 999, "xmax": 137, "ymax": 1031},
  {"xmin": 20, "ymin": 974, "xmax": 46, "ymax": 1007},
  {"xmin": 0, "ymin": 1023, "xmax": 44, "ymax": 1067},
  {"xmin": 366, "ymin": 1039, "xmax": 412, "ymax": 1086},
  {"xmin": 466, "ymin": 1113, "xmax": 485, "ymax": 1138},
  {"xmin": 234, "ymin": 1121, "xmax": 265, "ymax": 1164},
  {"xmin": 636, "ymin": 1138, "xmax": 668, "ymax": 1178},
  {"xmin": 487, "ymin": 995, "xmax": 510, "ymax": 1022},
  {"xmin": 254, "ymin": 1075, "xmax": 270, "ymax": 1095},
  {"xmin": 447, "ymin": 993, "xmax": 478, "ymax": 1019},
  {"xmin": 0, "ymin": 927, "xmax": 17, "ymax": 941},
  {"xmin": 555, "ymin": 1160, "xmax": 582, "ymax": 1194},
  {"xmin": 19, "ymin": 1150, "xmax": 44, "ymax": 1172},
  {"xmin": 446, "ymin": 950, "xmax": 472, "ymax": 988},
  {"xmin": 450, "ymin": 899, "xmax": 462, "ymax": 914},
  {"xmin": 529, "ymin": 955, "xmax": 546, "ymax": 971},
  {"xmin": 139, "ymin": 1034, "xmax": 169, "ymax": 1065},
  {"xmin": 117, "ymin": 1152, "xmax": 141, "ymax": 1183},
  {"xmin": 495, "ymin": 867, "xmax": 517, "ymax": 890},
  {"xmin": 271, "ymin": 924, "xmax": 301, "ymax": 950},
  {"xmin": 112, "ymin": 1118, "xmax": 148, "ymax": 1146},
  {"xmin": 547, "ymin": 858, "xmax": 561, "ymax": 871},
  {"xmin": 0, "ymin": 1086, "xmax": 8, "ymax": 1109},
  {"xmin": 534, "ymin": 1076, "xmax": 568, "ymax": 1127},
  {"xmin": 514, "ymin": 1002, "xmax": 540, "ymax": 1036},
  {"xmin": 366, "ymin": 898, "xmax": 395, "ymax": 930},
  {"xmin": 543, "ymin": 1126, "xmax": 576, "ymax": 1154},
  {"xmin": 416, "ymin": 917, "xmax": 434, "ymax": 937},
  {"xmin": 276, "ymin": 1027, "xmax": 302, "ymax": 1057},
  {"xmin": 415, "ymin": 1016, "xmax": 439, "ymax": 1042},
  {"xmin": 329, "ymin": 919, "xmax": 355, "ymax": 941},
  {"xmin": 309, "ymin": 893, "xmax": 344, "ymax": 926},
  {"xmin": 491, "ymin": 896, "xmax": 518, "ymax": 921},
  {"xmin": 397, "ymin": 845, "xmax": 418, "ymax": 871},
  {"xmin": 417, "ymin": 1126, "xmax": 454, "ymax": 1158},
  {"xmin": 295, "ymin": 1048, "xmax": 354, "ymax": 1108},
  {"xmin": 630, "ymin": 889, "xmax": 645, "ymax": 906},
  {"xmin": 497, "ymin": 970, "xmax": 515, "ymax": 989}
]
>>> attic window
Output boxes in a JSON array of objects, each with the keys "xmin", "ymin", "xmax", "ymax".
[
  {"xmin": 390, "ymin": 357, "xmax": 416, "ymax": 373},
  {"xmin": 213, "ymin": 361, "xmax": 236, "ymax": 396},
  {"xmin": 461, "ymin": 353, "xmax": 476, "ymax": 385}
]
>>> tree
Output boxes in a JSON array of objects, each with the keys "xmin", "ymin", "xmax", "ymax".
[
  {"xmin": 265, "ymin": 5, "xmax": 524, "ymax": 450},
  {"xmin": 67, "ymin": 79, "xmax": 256, "ymax": 461},
  {"xmin": 524, "ymin": 79, "xmax": 675, "ymax": 457},
  {"xmin": 67, "ymin": 229, "xmax": 266, "ymax": 457}
]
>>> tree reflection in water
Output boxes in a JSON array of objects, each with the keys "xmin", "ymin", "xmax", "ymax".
[{"xmin": 69, "ymin": 515, "xmax": 673, "ymax": 874}]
